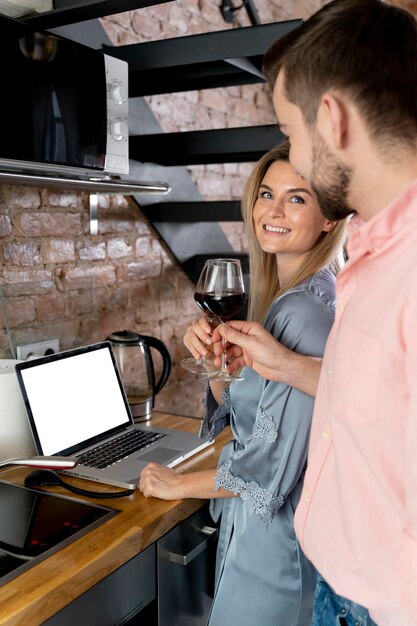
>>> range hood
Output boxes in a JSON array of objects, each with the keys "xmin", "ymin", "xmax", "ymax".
[
  {"xmin": 0, "ymin": 168, "xmax": 171, "ymax": 194},
  {"xmin": 0, "ymin": 11, "xmax": 170, "ymax": 196}
]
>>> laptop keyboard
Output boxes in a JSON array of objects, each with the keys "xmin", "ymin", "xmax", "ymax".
[{"xmin": 77, "ymin": 430, "xmax": 166, "ymax": 469}]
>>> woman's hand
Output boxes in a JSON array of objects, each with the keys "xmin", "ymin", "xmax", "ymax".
[
  {"xmin": 183, "ymin": 316, "xmax": 216, "ymax": 361},
  {"xmin": 139, "ymin": 465, "xmax": 238, "ymax": 501},
  {"xmin": 138, "ymin": 462, "xmax": 183, "ymax": 500}
]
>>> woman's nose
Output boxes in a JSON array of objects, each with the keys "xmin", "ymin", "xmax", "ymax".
[{"xmin": 269, "ymin": 198, "xmax": 285, "ymax": 217}]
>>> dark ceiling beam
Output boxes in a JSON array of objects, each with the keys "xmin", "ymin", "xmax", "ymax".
[
  {"xmin": 141, "ymin": 200, "xmax": 242, "ymax": 223},
  {"xmin": 130, "ymin": 125, "xmax": 284, "ymax": 166},
  {"xmin": 21, "ymin": 0, "xmax": 174, "ymax": 29},
  {"xmin": 106, "ymin": 20, "xmax": 302, "ymax": 96}
]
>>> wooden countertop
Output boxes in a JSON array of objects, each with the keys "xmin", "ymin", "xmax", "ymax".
[{"xmin": 0, "ymin": 412, "xmax": 232, "ymax": 626}]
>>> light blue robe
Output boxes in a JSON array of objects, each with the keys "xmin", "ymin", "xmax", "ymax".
[{"xmin": 200, "ymin": 268, "xmax": 336, "ymax": 626}]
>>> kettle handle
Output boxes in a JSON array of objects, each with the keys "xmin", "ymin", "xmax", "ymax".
[{"xmin": 141, "ymin": 335, "xmax": 172, "ymax": 395}]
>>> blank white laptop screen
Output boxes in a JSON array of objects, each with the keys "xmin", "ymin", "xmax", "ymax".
[{"xmin": 18, "ymin": 347, "xmax": 130, "ymax": 455}]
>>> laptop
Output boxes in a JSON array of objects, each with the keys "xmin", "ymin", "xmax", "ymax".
[{"xmin": 15, "ymin": 342, "xmax": 213, "ymax": 489}]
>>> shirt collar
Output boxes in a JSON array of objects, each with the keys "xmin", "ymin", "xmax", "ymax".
[{"xmin": 346, "ymin": 177, "xmax": 417, "ymax": 260}]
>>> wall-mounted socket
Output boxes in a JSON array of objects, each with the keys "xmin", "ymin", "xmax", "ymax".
[{"xmin": 16, "ymin": 339, "xmax": 60, "ymax": 360}]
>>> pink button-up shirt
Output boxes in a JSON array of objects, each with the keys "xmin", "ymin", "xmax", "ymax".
[{"xmin": 294, "ymin": 179, "xmax": 417, "ymax": 626}]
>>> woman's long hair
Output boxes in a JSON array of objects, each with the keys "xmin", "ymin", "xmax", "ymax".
[{"xmin": 241, "ymin": 140, "xmax": 346, "ymax": 323}]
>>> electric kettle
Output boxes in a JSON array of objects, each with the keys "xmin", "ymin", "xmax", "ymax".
[{"xmin": 107, "ymin": 330, "xmax": 171, "ymax": 422}]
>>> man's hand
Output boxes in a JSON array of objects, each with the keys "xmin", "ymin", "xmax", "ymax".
[
  {"xmin": 211, "ymin": 320, "xmax": 322, "ymax": 396},
  {"xmin": 211, "ymin": 320, "xmax": 291, "ymax": 381}
]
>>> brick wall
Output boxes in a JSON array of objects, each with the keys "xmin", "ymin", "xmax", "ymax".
[
  {"xmin": 1, "ymin": 0, "xmax": 412, "ymax": 417},
  {"xmin": 0, "ymin": 184, "xmax": 203, "ymax": 414}
]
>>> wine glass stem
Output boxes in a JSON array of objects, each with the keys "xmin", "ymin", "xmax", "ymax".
[{"xmin": 220, "ymin": 337, "xmax": 228, "ymax": 374}]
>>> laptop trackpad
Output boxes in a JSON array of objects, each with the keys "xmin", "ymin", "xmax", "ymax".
[{"xmin": 137, "ymin": 447, "xmax": 181, "ymax": 464}]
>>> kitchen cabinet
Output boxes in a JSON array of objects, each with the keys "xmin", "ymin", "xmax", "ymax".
[
  {"xmin": 157, "ymin": 505, "xmax": 218, "ymax": 626},
  {"xmin": 41, "ymin": 504, "xmax": 219, "ymax": 626},
  {"xmin": 43, "ymin": 545, "xmax": 156, "ymax": 626}
]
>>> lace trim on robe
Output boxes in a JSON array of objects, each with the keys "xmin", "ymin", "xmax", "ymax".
[
  {"xmin": 214, "ymin": 460, "xmax": 285, "ymax": 526},
  {"xmin": 249, "ymin": 407, "xmax": 278, "ymax": 443},
  {"xmin": 199, "ymin": 384, "xmax": 231, "ymax": 441}
]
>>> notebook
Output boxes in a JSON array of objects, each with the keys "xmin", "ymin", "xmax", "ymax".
[{"xmin": 15, "ymin": 342, "xmax": 213, "ymax": 489}]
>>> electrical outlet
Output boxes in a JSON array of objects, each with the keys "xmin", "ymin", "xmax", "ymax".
[{"xmin": 16, "ymin": 339, "xmax": 60, "ymax": 360}]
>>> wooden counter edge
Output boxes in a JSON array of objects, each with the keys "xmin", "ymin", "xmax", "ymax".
[{"xmin": 0, "ymin": 412, "xmax": 232, "ymax": 625}]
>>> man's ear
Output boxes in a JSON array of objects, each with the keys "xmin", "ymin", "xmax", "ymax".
[{"xmin": 318, "ymin": 93, "xmax": 348, "ymax": 150}]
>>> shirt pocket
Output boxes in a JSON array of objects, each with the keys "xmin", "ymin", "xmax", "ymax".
[{"xmin": 332, "ymin": 323, "xmax": 382, "ymax": 423}]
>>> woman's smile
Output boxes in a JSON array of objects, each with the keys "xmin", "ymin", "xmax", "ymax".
[{"xmin": 262, "ymin": 224, "xmax": 292, "ymax": 234}]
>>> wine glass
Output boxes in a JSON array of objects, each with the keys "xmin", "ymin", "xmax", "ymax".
[
  {"xmin": 181, "ymin": 261, "xmax": 219, "ymax": 376},
  {"xmin": 201, "ymin": 258, "xmax": 247, "ymax": 382}
]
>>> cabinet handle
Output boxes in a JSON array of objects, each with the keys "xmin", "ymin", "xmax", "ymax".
[
  {"xmin": 160, "ymin": 526, "xmax": 218, "ymax": 566},
  {"xmin": 200, "ymin": 525, "xmax": 217, "ymax": 536}
]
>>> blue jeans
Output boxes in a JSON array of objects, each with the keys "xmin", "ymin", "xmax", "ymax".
[{"xmin": 312, "ymin": 575, "xmax": 378, "ymax": 626}]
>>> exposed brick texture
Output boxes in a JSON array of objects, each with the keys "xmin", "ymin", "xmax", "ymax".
[{"xmin": 0, "ymin": 0, "xmax": 412, "ymax": 416}]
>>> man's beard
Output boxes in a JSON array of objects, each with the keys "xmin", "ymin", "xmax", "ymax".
[{"xmin": 310, "ymin": 131, "xmax": 355, "ymax": 221}]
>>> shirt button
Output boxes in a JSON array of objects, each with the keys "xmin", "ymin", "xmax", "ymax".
[
  {"xmin": 303, "ymin": 490, "xmax": 310, "ymax": 501},
  {"xmin": 322, "ymin": 428, "xmax": 331, "ymax": 440}
]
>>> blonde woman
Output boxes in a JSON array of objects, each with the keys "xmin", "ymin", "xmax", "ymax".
[{"xmin": 139, "ymin": 141, "xmax": 346, "ymax": 626}]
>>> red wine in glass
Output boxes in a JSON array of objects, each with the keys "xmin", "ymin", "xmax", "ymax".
[
  {"xmin": 202, "ymin": 291, "xmax": 247, "ymax": 320},
  {"xmin": 194, "ymin": 291, "xmax": 214, "ymax": 314}
]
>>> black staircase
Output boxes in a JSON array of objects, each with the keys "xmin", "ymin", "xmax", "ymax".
[
  {"xmin": 108, "ymin": 21, "xmax": 301, "ymax": 95},
  {"xmin": 105, "ymin": 21, "xmax": 300, "ymax": 283}
]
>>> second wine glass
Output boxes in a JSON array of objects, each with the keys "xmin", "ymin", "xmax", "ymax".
[
  {"xmin": 181, "ymin": 261, "xmax": 218, "ymax": 376},
  {"xmin": 201, "ymin": 258, "xmax": 246, "ymax": 382}
]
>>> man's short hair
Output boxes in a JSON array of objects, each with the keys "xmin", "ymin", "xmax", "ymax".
[{"xmin": 263, "ymin": 0, "xmax": 417, "ymax": 146}]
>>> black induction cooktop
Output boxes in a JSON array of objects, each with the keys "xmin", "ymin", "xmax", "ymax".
[{"xmin": 0, "ymin": 480, "xmax": 117, "ymax": 585}]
